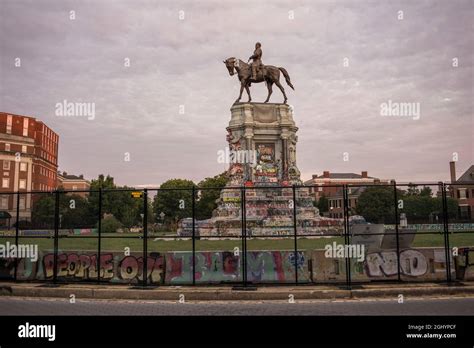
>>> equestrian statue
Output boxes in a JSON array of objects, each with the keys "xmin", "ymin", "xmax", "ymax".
[{"xmin": 223, "ymin": 42, "xmax": 294, "ymax": 104}]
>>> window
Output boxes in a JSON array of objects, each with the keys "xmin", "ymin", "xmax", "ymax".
[
  {"xmin": 5, "ymin": 143, "xmax": 10, "ymax": 151},
  {"xmin": 3, "ymin": 161, "xmax": 10, "ymax": 170},
  {"xmin": 0, "ymin": 196, "xmax": 8, "ymax": 209},
  {"xmin": 2, "ymin": 178, "xmax": 10, "ymax": 188},
  {"xmin": 72, "ymin": 185, "xmax": 77, "ymax": 191},
  {"xmin": 19, "ymin": 179, "xmax": 26, "ymax": 189},
  {"xmin": 6, "ymin": 115, "xmax": 12, "ymax": 134},
  {"xmin": 459, "ymin": 189, "xmax": 467, "ymax": 199},
  {"xmin": 20, "ymin": 162, "xmax": 27, "ymax": 172},
  {"xmin": 21, "ymin": 145, "xmax": 27, "ymax": 153},
  {"xmin": 19, "ymin": 196, "xmax": 26, "ymax": 210},
  {"xmin": 23, "ymin": 118, "xmax": 28, "ymax": 136}
]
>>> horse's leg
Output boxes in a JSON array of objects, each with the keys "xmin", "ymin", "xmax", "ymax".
[
  {"xmin": 235, "ymin": 82, "xmax": 244, "ymax": 103},
  {"xmin": 264, "ymin": 81, "xmax": 273, "ymax": 103},
  {"xmin": 275, "ymin": 80, "xmax": 287, "ymax": 104},
  {"xmin": 245, "ymin": 81, "xmax": 251, "ymax": 102}
]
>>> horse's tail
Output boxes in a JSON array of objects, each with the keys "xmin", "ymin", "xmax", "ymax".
[{"xmin": 279, "ymin": 67, "xmax": 294, "ymax": 90}]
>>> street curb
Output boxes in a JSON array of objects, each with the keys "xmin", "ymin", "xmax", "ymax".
[{"xmin": 1, "ymin": 283, "xmax": 474, "ymax": 301}]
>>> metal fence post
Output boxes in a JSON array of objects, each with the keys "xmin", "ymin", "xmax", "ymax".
[
  {"xmin": 13, "ymin": 191, "xmax": 20, "ymax": 281},
  {"xmin": 97, "ymin": 188, "xmax": 102, "ymax": 284},
  {"xmin": 240, "ymin": 187, "xmax": 247, "ymax": 287},
  {"xmin": 192, "ymin": 186, "xmax": 196, "ymax": 286},
  {"xmin": 142, "ymin": 189, "xmax": 148, "ymax": 287},
  {"xmin": 53, "ymin": 190, "xmax": 60, "ymax": 284},
  {"xmin": 343, "ymin": 185, "xmax": 351, "ymax": 289},
  {"xmin": 292, "ymin": 185, "xmax": 298, "ymax": 284},
  {"xmin": 441, "ymin": 182, "xmax": 452, "ymax": 283},
  {"xmin": 393, "ymin": 181, "xmax": 401, "ymax": 282}
]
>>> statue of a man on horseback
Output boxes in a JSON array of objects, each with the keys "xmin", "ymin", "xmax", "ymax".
[
  {"xmin": 248, "ymin": 42, "xmax": 263, "ymax": 81},
  {"xmin": 223, "ymin": 43, "xmax": 294, "ymax": 104}
]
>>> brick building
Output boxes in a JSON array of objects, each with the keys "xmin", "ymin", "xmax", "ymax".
[
  {"xmin": 57, "ymin": 171, "xmax": 90, "ymax": 197},
  {"xmin": 304, "ymin": 171, "xmax": 388, "ymax": 202},
  {"xmin": 326, "ymin": 186, "xmax": 366, "ymax": 219},
  {"xmin": 0, "ymin": 112, "xmax": 59, "ymax": 225},
  {"xmin": 449, "ymin": 161, "xmax": 474, "ymax": 220}
]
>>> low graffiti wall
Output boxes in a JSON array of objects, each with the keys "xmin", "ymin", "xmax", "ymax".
[
  {"xmin": 1, "ymin": 247, "xmax": 472, "ymax": 284},
  {"xmin": 0, "ymin": 250, "xmax": 309, "ymax": 285},
  {"xmin": 311, "ymin": 248, "xmax": 458, "ymax": 281}
]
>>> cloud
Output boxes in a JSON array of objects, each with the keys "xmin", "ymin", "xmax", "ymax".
[{"xmin": 0, "ymin": 0, "xmax": 472, "ymax": 186}]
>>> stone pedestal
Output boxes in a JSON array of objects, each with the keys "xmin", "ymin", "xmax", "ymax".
[
  {"xmin": 178, "ymin": 103, "xmax": 342, "ymax": 237},
  {"xmin": 226, "ymin": 102, "xmax": 301, "ymax": 186}
]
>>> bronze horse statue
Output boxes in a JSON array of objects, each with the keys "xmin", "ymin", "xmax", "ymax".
[{"xmin": 223, "ymin": 57, "xmax": 294, "ymax": 104}]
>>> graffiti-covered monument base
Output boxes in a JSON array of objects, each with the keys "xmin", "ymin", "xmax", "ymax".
[{"xmin": 179, "ymin": 103, "xmax": 340, "ymax": 237}]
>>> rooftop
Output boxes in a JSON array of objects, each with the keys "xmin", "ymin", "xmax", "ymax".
[{"xmin": 456, "ymin": 165, "xmax": 474, "ymax": 183}]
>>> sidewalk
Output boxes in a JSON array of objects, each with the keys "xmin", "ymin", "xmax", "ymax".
[{"xmin": 1, "ymin": 281, "xmax": 474, "ymax": 301}]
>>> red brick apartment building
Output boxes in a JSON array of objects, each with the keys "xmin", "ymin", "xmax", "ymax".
[{"xmin": 0, "ymin": 112, "xmax": 59, "ymax": 224}]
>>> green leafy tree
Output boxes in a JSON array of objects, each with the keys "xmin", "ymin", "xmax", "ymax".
[
  {"xmin": 153, "ymin": 179, "xmax": 195, "ymax": 230},
  {"xmin": 196, "ymin": 172, "xmax": 227, "ymax": 220},
  {"xmin": 59, "ymin": 194, "xmax": 96, "ymax": 228},
  {"xmin": 32, "ymin": 192, "xmax": 96, "ymax": 229},
  {"xmin": 406, "ymin": 183, "xmax": 420, "ymax": 196},
  {"xmin": 316, "ymin": 195, "xmax": 329, "ymax": 213},
  {"xmin": 100, "ymin": 216, "xmax": 123, "ymax": 233},
  {"xmin": 419, "ymin": 186, "xmax": 433, "ymax": 197},
  {"xmin": 88, "ymin": 174, "xmax": 142, "ymax": 228},
  {"xmin": 31, "ymin": 194, "xmax": 55, "ymax": 228},
  {"xmin": 401, "ymin": 190, "xmax": 458, "ymax": 223},
  {"xmin": 355, "ymin": 186, "xmax": 397, "ymax": 223}
]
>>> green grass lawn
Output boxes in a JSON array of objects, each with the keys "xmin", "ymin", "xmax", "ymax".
[{"xmin": 1, "ymin": 232, "xmax": 473, "ymax": 252}]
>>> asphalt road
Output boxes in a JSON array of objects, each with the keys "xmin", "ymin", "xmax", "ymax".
[{"xmin": 0, "ymin": 296, "xmax": 473, "ymax": 315}]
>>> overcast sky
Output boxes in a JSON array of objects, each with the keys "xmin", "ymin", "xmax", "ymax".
[{"xmin": 1, "ymin": 0, "xmax": 472, "ymax": 186}]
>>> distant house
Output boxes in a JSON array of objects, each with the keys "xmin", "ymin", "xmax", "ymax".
[
  {"xmin": 449, "ymin": 162, "xmax": 474, "ymax": 220},
  {"xmin": 304, "ymin": 171, "xmax": 389, "ymax": 202},
  {"xmin": 57, "ymin": 171, "xmax": 91, "ymax": 197},
  {"xmin": 326, "ymin": 186, "xmax": 366, "ymax": 219}
]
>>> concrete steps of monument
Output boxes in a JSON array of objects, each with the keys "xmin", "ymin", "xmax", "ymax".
[{"xmin": 1, "ymin": 281, "xmax": 473, "ymax": 301}]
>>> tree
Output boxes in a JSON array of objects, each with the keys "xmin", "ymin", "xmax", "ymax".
[
  {"xmin": 153, "ymin": 179, "xmax": 195, "ymax": 230},
  {"xmin": 32, "ymin": 192, "xmax": 96, "ymax": 229},
  {"xmin": 60, "ymin": 194, "xmax": 96, "ymax": 228},
  {"xmin": 100, "ymin": 216, "xmax": 123, "ymax": 233},
  {"xmin": 401, "ymin": 190, "xmax": 458, "ymax": 223},
  {"xmin": 31, "ymin": 194, "xmax": 55, "ymax": 228},
  {"xmin": 88, "ymin": 174, "xmax": 142, "ymax": 228},
  {"xmin": 419, "ymin": 186, "xmax": 433, "ymax": 197},
  {"xmin": 355, "ymin": 186, "xmax": 397, "ymax": 223},
  {"xmin": 406, "ymin": 183, "xmax": 420, "ymax": 196},
  {"xmin": 196, "ymin": 172, "xmax": 227, "ymax": 220},
  {"xmin": 316, "ymin": 195, "xmax": 329, "ymax": 213}
]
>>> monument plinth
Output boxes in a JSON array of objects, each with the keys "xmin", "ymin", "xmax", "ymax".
[
  {"xmin": 178, "ymin": 103, "xmax": 342, "ymax": 238},
  {"xmin": 226, "ymin": 102, "xmax": 301, "ymax": 186}
]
